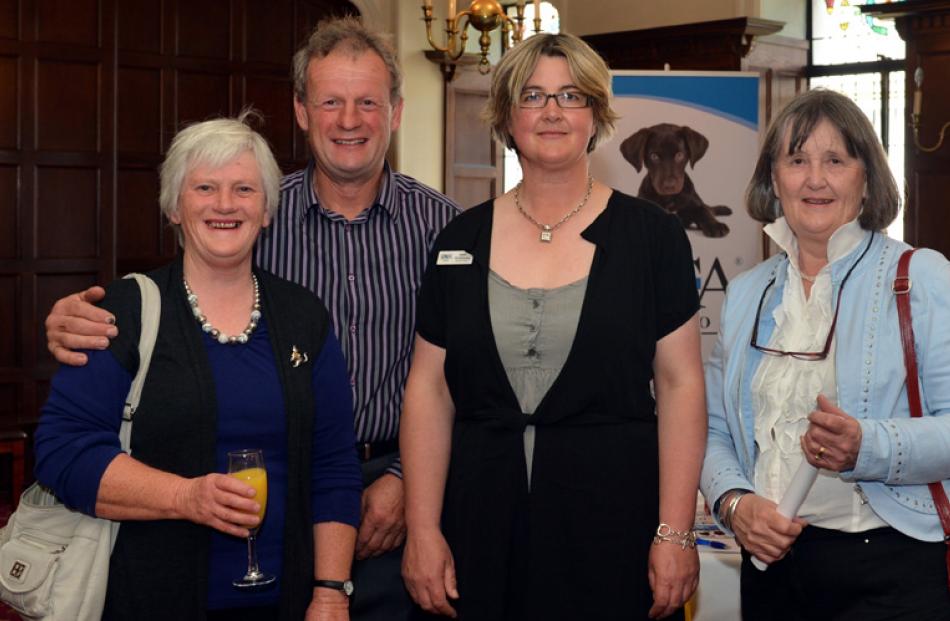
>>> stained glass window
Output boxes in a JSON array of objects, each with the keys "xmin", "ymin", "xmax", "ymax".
[
  {"xmin": 811, "ymin": 0, "xmax": 905, "ymax": 64},
  {"xmin": 810, "ymin": 0, "xmax": 906, "ymax": 239}
]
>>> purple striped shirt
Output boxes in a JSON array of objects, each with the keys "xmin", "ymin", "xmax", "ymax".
[{"xmin": 255, "ymin": 162, "xmax": 460, "ymax": 475}]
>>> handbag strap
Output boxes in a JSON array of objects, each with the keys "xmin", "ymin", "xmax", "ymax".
[
  {"xmin": 894, "ymin": 249, "xmax": 950, "ymax": 586},
  {"xmin": 119, "ymin": 273, "xmax": 161, "ymax": 454}
]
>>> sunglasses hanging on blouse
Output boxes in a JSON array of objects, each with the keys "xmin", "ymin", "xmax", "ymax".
[{"xmin": 749, "ymin": 231, "xmax": 875, "ymax": 361}]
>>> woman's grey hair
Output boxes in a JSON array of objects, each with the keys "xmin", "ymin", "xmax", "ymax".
[
  {"xmin": 159, "ymin": 109, "xmax": 282, "ymax": 246},
  {"xmin": 484, "ymin": 33, "xmax": 620, "ymax": 154},
  {"xmin": 746, "ymin": 88, "xmax": 900, "ymax": 231},
  {"xmin": 292, "ymin": 16, "xmax": 402, "ymax": 105}
]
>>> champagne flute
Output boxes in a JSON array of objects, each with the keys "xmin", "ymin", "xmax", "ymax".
[{"xmin": 228, "ymin": 448, "xmax": 276, "ymax": 588}]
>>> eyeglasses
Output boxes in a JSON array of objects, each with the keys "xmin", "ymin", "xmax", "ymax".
[
  {"xmin": 517, "ymin": 90, "xmax": 591, "ymax": 109},
  {"xmin": 750, "ymin": 232, "xmax": 874, "ymax": 360}
]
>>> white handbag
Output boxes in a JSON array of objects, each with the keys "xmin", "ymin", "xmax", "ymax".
[{"xmin": 0, "ymin": 273, "xmax": 161, "ymax": 620}]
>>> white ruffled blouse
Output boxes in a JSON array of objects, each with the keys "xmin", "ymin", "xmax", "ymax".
[{"xmin": 751, "ymin": 217, "xmax": 887, "ymax": 532}]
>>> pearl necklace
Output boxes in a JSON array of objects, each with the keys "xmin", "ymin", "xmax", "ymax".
[
  {"xmin": 183, "ymin": 274, "xmax": 261, "ymax": 345},
  {"xmin": 514, "ymin": 175, "xmax": 594, "ymax": 243}
]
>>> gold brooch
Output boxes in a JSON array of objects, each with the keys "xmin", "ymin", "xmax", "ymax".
[{"xmin": 290, "ymin": 345, "xmax": 309, "ymax": 368}]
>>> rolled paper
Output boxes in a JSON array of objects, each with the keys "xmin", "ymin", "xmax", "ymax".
[{"xmin": 751, "ymin": 461, "xmax": 819, "ymax": 571}]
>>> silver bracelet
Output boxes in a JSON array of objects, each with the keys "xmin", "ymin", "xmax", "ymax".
[
  {"xmin": 720, "ymin": 490, "xmax": 750, "ymax": 531},
  {"xmin": 653, "ymin": 523, "xmax": 697, "ymax": 550}
]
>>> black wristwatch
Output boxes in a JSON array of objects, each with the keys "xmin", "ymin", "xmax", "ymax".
[{"xmin": 313, "ymin": 579, "xmax": 354, "ymax": 598}]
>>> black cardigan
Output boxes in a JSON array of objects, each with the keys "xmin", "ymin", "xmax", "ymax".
[{"xmin": 100, "ymin": 257, "xmax": 329, "ymax": 621}]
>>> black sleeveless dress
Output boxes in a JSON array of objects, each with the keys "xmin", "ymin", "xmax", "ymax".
[{"xmin": 411, "ymin": 191, "xmax": 699, "ymax": 621}]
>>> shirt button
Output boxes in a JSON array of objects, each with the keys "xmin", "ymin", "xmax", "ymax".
[
  {"xmin": 527, "ymin": 348, "xmax": 537, "ymax": 357},
  {"xmin": 350, "ymin": 377, "xmax": 356, "ymax": 386},
  {"xmin": 349, "ymin": 325, "xmax": 357, "ymax": 333},
  {"xmin": 348, "ymin": 274, "xmax": 355, "ymax": 281},
  {"xmin": 532, "ymin": 300, "xmax": 540, "ymax": 309}
]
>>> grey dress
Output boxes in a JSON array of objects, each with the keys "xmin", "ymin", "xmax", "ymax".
[{"xmin": 487, "ymin": 270, "xmax": 588, "ymax": 485}]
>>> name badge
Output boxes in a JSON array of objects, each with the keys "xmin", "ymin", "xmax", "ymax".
[{"xmin": 436, "ymin": 250, "xmax": 473, "ymax": 266}]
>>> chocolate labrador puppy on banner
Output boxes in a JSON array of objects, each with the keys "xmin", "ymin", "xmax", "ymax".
[{"xmin": 621, "ymin": 123, "xmax": 732, "ymax": 237}]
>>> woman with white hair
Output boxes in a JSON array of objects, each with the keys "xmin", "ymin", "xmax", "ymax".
[{"xmin": 34, "ymin": 112, "xmax": 361, "ymax": 621}]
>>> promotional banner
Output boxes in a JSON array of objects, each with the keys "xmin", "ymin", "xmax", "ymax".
[{"xmin": 590, "ymin": 71, "xmax": 762, "ymax": 359}]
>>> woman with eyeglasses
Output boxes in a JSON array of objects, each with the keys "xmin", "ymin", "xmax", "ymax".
[
  {"xmin": 400, "ymin": 33, "xmax": 706, "ymax": 620},
  {"xmin": 701, "ymin": 88, "xmax": 950, "ymax": 620}
]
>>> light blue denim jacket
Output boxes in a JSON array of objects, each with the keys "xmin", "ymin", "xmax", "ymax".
[{"xmin": 700, "ymin": 229, "xmax": 950, "ymax": 541}]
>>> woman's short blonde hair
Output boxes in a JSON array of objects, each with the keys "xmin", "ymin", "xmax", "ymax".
[
  {"xmin": 159, "ymin": 109, "xmax": 281, "ymax": 246},
  {"xmin": 484, "ymin": 33, "xmax": 619, "ymax": 153},
  {"xmin": 746, "ymin": 88, "xmax": 900, "ymax": 231}
]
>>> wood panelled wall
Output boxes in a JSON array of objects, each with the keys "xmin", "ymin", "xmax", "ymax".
[
  {"xmin": 897, "ymin": 6, "xmax": 950, "ymax": 258},
  {"xmin": 862, "ymin": 1, "xmax": 950, "ymax": 259},
  {"xmin": 0, "ymin": 0, "xmax": 356, "ymax": 437}
]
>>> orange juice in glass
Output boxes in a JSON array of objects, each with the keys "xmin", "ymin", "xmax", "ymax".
[
  {"xmin": 227, "ymin": 449, "xmax": 275, "ymax": 587},
  {"xmin": 230, "ymin": 466, "xmax": 268, "ymax": 525}
]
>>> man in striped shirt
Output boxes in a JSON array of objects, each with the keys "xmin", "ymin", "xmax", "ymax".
[
  {"xmin": 263, "ymin": 18, "xmax": 459, "ymax": 620},
  {"xmin": 45, "ymin": 17, "xmax": 460, "ymax": 621}
]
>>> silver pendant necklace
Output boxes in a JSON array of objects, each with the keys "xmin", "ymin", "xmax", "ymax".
[{"xmin": 514, "ymin": 175, "xmax": 594, "ymax": 243}]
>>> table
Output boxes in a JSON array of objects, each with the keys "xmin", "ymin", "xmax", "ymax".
[{"xmin": 691, "ymin": 545, "xmax": 742, "ymax": 620}]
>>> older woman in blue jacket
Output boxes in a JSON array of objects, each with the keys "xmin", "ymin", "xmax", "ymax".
[{"xmin": 701, "ymin": 89, "xmax": 950, "ymax": 620}]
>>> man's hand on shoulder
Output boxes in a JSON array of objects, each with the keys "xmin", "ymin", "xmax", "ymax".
[
  {"xmin": 46, "ymin": 286, "xmax": 116, "ymax": 366},
  {"xmin": 356, "ymin": 473, "xmax": 406, "ymax": 560}
]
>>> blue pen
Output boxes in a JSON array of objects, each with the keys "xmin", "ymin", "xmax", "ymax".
[{"xmin": 695, "ymin": 537, "xmax": 728, "ymax": 550}]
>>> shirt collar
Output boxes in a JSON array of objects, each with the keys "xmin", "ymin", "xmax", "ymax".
[
  {"xmin": 763, "ymin": 216, "xmax": 864, "ymax": 277},
  {"xmin": 299, "ymin": 160, "xmax": 400, "ymax": 222},
  {"xmin": 375, "ymin": 162, "xmax": 399, "ymax": 218}
]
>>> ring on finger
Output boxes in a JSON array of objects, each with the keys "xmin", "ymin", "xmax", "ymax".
[{"xmin": 815, "ymin": 445, "xmax": 826, "ymax": 460}]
